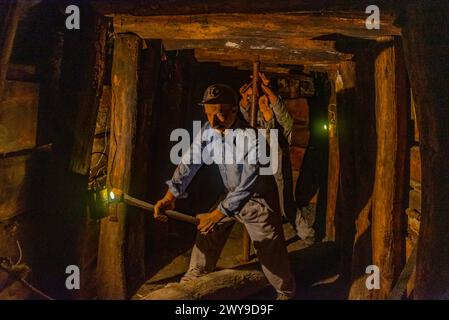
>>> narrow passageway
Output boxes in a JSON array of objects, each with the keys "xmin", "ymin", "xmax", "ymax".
[{"xmin": 1, "ymin": 1, "xmax": 448, "ymax": 301}]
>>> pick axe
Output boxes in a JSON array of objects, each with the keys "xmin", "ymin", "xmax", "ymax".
[{"xmin": 100, "ymin": 188, "xmax": 199, "ymax": 225}]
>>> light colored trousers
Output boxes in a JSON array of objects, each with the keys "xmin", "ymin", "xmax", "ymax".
[{"xmin": 183, "ymin": 196, "xmax": 296, "ymax": 297}]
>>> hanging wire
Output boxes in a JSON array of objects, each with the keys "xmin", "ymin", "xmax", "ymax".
[
  {"xmin": 20, "ymin": 278, "xmax": 54, "ymax": 300},
  {"xmin": 15, "ymin": 240, "xmax": 22, "ymax": 266},
  {"xmin": 0, "ymin": 258, "xmax": 54, "ymax": 300},
  {"xmin": 91, "ymin": 101, "xmax": 110, "ymax": 170}
]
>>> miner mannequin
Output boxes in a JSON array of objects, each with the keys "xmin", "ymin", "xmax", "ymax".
[
  {"xmin": 239, "ymin": 73, "xmax": 315, "ymax": 244},
  {"xmin": 154, "ymin": 84, "xmax": 296, "ymax": 300}
]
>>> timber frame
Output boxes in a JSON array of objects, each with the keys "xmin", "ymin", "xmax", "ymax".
[
  {"xmin": 93, "ymin": 0, "xmax": 449, "ymax": 299},
  {"xmin": 1, "ymin": 0, "xmax": 448, "ymax": 300}
]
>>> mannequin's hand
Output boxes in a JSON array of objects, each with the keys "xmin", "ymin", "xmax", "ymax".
[
  {"xmin": 239, "ymin": 83, "xmax": 252, "ymax": 109},
  {"xmin": 154, "ymin": 190, "xmax": 176, "ymax": 222},
  {"xmin": 196, "ymin": 209, "xmax": 227, "ymax": 234},
  {"xmin": 259, "ymin": 95, "xmax": 274, "ymax": 121},
  {"xmin": 259, "ymin": 72, "xmax": 270, "ymax": 86}
]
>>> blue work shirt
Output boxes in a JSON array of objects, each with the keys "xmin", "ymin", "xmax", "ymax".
[{"xmin": 167, "ymin": 118, "xmax": 272, "ymax": 216}]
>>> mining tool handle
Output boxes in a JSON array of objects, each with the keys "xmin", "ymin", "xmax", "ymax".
[{"xmin": 111, "ymin": 188, "xmax": 199, "ymax": 225}]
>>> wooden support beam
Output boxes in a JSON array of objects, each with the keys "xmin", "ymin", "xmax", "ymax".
[
  {"xmin": 388, "ymin": 245, "xmax": 417, "ymax": 300},
  {"xmin": 237, "ymin": 65, "xmax": 294, "ymax": 76},
  {"xmin": 326, "ymin": 73, "xmax": 338, "ymax": 241},
  {"xmin": 0, "ymin": 143, "xmax": 51, "ymax": 160},
  {"xmin": 163, "ymin": 38, "xmax": 341, "ymax": 53},
  {"xmin": 97, "ymin": 33, "xmax": 142, "ymax": 300},
  {"xmin": 61, "ymin": 13, "xmax": 108, "ymax": 176},
  {"xmin": 342, "ymin": 47, "xmax": 378, "ymax": 299},
  {"xmin": 333, "ymin": 61, "xmax": 358, "ymax": 287},
  {"xmin": 195, "ymin": 48, "xmax": 349, "ymax": 67},
  {"xmin": 0, "ymin": 0, "xmax": 22, "ymax": 98},
  {"xmin": 333, "ymin": 54, "xmax": 378, "ymax": 300},
  {"xmin": 401, "ymin": 0, "xmax": 449, "ymax": 299},
  {"xmin": 126, "ymin": 39, "xmax": 162, "ymax": 294},
  {"xmin": 34, "ymin": 5, "xmax": 108, "ymax": 298},
  {"xmin": 371, "ymin": 36, "xmax": 407, "ymax": 299},
  {"xmin": 35, "ymin": 1, "xmax": 65, "ymax": 146},
  {"xmin": 303, "ymin": 64, "xmax": 338, "ymax": 73},
  {"xmin": 6, "ymin": 64, "xmax": 36, "ymax": 82},
  {"xmin": 0, "ymin": 0, "xmax": 41, "ymax": 95},
  {"xmin": 112, "ymin": 12, "xmax": 400, "ymax": 42},
  {"xmin": 94, "ymin": 0, "xmax": 397, "ymax": 16},
  {"xmin": 216, "ymin": 60, "xmax": 337, "ymax": 73},
  {"xmin": 240, "ymin": 58, "xmax": 260, "ymax": 263},
  {"xmin": 218, "ymin": 60, "xmax": 337, "ymax": 75}
]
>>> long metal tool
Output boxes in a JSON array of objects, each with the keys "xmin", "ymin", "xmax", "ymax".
[{"xmin": 110, "ymin": 188, "xmax": 199, "ymax": 225}]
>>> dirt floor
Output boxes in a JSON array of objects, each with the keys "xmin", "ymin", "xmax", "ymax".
[{"xmin": 133, "ymin": 215, "xmax": 345, "ymax": 300}]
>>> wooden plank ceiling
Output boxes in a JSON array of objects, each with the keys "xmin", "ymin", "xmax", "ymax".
[{"xmin": 93, "ymin": 0, "xmax": 401, "ymax": 73}]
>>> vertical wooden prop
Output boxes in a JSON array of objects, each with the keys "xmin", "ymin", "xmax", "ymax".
[
  {"xmin": 371, "ymin": 36, "xmax": 407, "ymax": 299},
  {"xmin": 401, "ymin": 1, "xmax": 449, "ymax": 299},
  {"xmin": 126, "ymin": 40, "xmax": 162, "ymax": 294},
  {"xmin": 250, "ymin": 59, "xmax": 260, "ymax": 128},
  {"xmin": 97, "ymin": 34, "xmax": 141, "ymax": 299},
  {"xmin": 334, "ymin": 61, "xmax": 357, "ymax": 283},
  {"xmin": 0, "ymin": 0, "xmax": 22, "ymax": 98},
  {"xmin": 40, "ymin": 5, "xmax": 107, "ymax": 298},
  {"xmin": 326, "ymin": 73, "xmax": 338, "ymax": 241},
  {"xmin": 241, "ymin": 58, "xmax": 260, "ymax": 262},
  {"xmin": 67, "ymin": 17, "xmax": 108, "ymax": 176}
]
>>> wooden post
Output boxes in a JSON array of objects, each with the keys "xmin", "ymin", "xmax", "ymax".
[
  {"xmin": 401, "ymin": 0, "xmax": 449, "ymax": 299},
  {"xmin": 97, "ymin": 33, "xmax": 141, "ymax": 299},
  {"xmin": 338, "ymin": 46, "xmax": 378, "ymax": 300},
  {"xmin": 52, "ymin": 1, "xmax": 108, "ymax": 173},
  {"xmin": 35, "ymin": 1, "xmax": 65, "ymax": 146},
  {"xmin": 0, "ymin": 0, "xmax": 22, "ymax": 98},
  {"xmin": 241, "ymin": 58, "xmax": 260, "ymax": 263},
  {"xmin": 336, "ymin": 53, "xmax": 377, "ymax": 300},
  {"xmin": 67, "ymin": 20, "xmax": 109, "ymax": 175},
  {"xmin": 334, "ymin": 61, "xmax": 357, "ymax": 284},
  {"xmin": 23, "ymin": 3, "xmax": 108, "ymax": 299},
  {"xmin": 126, "ymin": 39, "xmax": 162, "ymax": 294},
  {"xmin": 249, "ymin": 58, "xmax": 260, "ymax": 128},
  {"xmin": 326, "ymin": 72, "xmax": 338, "ymax": 241},
  {"xmin": 371, "ymin": 36, "xmax": 408, "ymax": 299}
]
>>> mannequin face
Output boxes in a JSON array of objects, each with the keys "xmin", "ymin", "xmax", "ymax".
[{"xmin": 204, "ymin": 104, "xmax": 238, "ymax": 133}]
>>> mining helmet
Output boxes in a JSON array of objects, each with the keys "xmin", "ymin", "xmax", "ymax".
[{"xmin": 199, "ymin": 84, "xmax": 238, "ymax": 106}]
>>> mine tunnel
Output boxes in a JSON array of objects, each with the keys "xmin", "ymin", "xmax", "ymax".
[{"xmin": 1, "ymin": 1, "xmax": 449, "ymax": 300}]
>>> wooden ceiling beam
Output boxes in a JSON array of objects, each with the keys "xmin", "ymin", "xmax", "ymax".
[
  {"xmin": 164, "ymin": 38, "xmax": 352, "ymax": 66},
  {"xmin": 216, "ymin": 61, "xmax": 306, "ymax": 76},
  {"xmin": 217, "ymin": 59, "xmax": 337, "ymax": 74},
  {"xmin": 112, "ymin": 12, "xmax": 400, "ymax": 41},
  {"xmin": 93, "ymin": 0, "xmax": 396, "ymax": 16},
  {"xmin": 194, "ymin": 47, "xmax": 349, "ymax": 66},
  {"xmin": 162, "ymin": 38, "xmax": 340, "ymax": 53}
]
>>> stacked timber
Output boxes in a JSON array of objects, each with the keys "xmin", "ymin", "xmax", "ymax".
[{"xmin": 405, "ymin": 96, "xmax": 421, "ymax": 297}]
